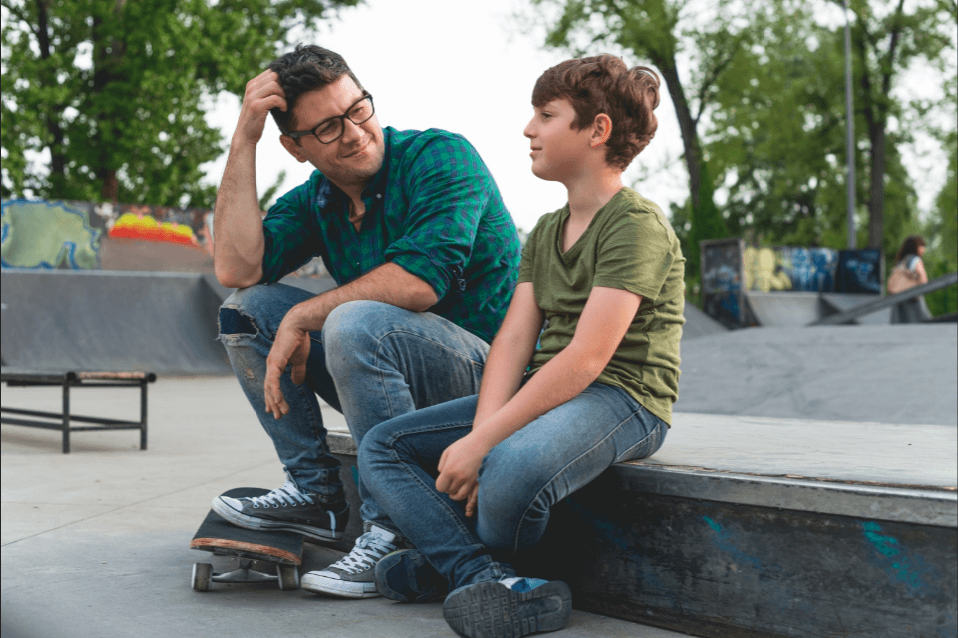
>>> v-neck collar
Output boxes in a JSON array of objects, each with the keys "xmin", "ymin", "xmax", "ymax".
[{"xmin": 555, "ymin": 189, "xmax": 625, "ymax": 264}]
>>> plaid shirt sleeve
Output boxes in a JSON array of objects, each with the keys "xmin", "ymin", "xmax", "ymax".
[
  {"xmin": 384, "ymin": 133, "xmax": 492, "ymax": 300},
  {"xmin": 258, "ymin": 177, "xmax": 321, "ymax": 284}
]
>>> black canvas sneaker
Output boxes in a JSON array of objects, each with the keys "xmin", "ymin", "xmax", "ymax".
[{"xmin": 212, "ymin": 480, "xmax": 348, "ymax": 542}]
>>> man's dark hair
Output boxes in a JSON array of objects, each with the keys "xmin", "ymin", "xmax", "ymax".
[
  {"xmin": 532, "ymin": 54, "xmax": 660, "ymax": 171},
  {"xmin": 268, "ymin": 45, "xmax": 363, "ymax": 134}
]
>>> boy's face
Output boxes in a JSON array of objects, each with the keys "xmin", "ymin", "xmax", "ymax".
[
  {"xmin": 523, "ymin": 98, "xmax": 593, "ymax": 182},
  {"xmin": 280, "ymin": 75, "xmax": 385, "ymax": 188}
]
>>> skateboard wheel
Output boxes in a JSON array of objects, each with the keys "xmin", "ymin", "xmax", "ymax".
[
  {"xmin": 192, "ymin": 563, "xmax": 213, "ymax": 591},
  {"xmin": 277, "ymin": 564, "xmax": 299, "ymax": 590}
]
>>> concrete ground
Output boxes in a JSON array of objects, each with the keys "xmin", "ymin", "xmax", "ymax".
[{"xmin": 1, "ymin": 376, "xmax": 687, "ymax": 638}]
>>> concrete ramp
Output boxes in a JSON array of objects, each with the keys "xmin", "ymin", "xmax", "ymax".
[
  {"xmin": 682, "ymin": 303, "xmax": 728, "ymax": 339},
  {"xmin": 1, "ymin": 270, "xmax": 230, "ymax": 375},
  {"xmin": 676, "ymin": 323, "xmax": 958, "ymax": 425}
]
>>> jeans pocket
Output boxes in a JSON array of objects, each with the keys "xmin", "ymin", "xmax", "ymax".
[{"xmin": 614, "ymin": 409, "xmax": 667, "ymax": 463}]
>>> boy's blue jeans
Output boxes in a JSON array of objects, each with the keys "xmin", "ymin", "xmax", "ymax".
[
  {"xmin": 358, "ymin": 382, "xmax": 668, "ymax": 591},
  {"xmin": 217, "ymin": 283, "xmax": 489, "ymax": 526}
]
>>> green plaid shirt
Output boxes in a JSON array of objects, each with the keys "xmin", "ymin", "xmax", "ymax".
[{"xmin": 259, "ymin": 127, "xmax": 521, "ymax": 343}]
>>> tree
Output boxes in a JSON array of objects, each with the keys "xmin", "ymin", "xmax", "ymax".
[
  {"xmin": 844, "ymin": 0, "xmax": 955, "ymax": 250},
  {"xmin": 530, "ymin": 0, "xmax": 737, "ymax": 276},
  {"xmin": 1, "ymin": 0, "xmax": 359, "ymax": 208}
]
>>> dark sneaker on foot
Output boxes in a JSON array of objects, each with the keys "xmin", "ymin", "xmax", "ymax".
[
  {"xmin": 375, "ymin": 548, "xmax": 448, "ymax": 603},
  {"xmin": 442, "ymin": 577, "xmax": 572, "ymax": 638},
  {"xmin": 212, "ymin": 480, "xmax": 348, "ymax": 542},
  {"xmin": 300, "ymin": 525, "xmax": 398, "ymax": 598}
]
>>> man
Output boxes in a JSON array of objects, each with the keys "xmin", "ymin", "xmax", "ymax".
[{"xmin": 210, "ymin": 44, "xmax": 520, "ymax": 599}]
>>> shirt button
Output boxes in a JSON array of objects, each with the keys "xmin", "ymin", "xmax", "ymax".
[{"xmin": 376, "ymin": 194, "xmax": 382, "ymax": 199}]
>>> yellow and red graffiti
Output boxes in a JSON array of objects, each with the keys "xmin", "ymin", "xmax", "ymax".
[{"xmin": 109, "ymin": 213, "xmax": 198, "ymax": 246}]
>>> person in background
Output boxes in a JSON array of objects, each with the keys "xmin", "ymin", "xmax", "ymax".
[{"xmin": 888, "ymin": 234, "xmax": 931, "ymax": 323}]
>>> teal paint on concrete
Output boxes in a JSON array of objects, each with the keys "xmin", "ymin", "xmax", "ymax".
[
  {"xmin": 703, "ymin": 516, "xmax": 764, "ymax": 571},
  {"xmin": 862, "ymin": 521, "xmax": 935, "ymax": 593}
]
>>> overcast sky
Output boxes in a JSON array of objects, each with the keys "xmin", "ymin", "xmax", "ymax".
[{"xmin": 201, "ymin": 0, "xmax": 691, "ymax": 233}]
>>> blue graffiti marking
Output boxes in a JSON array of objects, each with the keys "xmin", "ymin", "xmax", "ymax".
[
  {"xmin": 703, "ymin": 516, "xmax": 764, "ymax": 571},
  {"xmin": 351, "ymin": 465, "xmax": 359, "ymax": 486},
  {"xmin": 861, "ymin": 521, "xmax": 934, "ymax": 593}
]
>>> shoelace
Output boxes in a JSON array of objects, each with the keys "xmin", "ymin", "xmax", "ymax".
[
  {"xmin": 330, "ymin": 531, "xmax": 396, "ymax": 574},
  {"xmin": 247, "ymin": 481, "xmax": 315, "ymax": 509}
]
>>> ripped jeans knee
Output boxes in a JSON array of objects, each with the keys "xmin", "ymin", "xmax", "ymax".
[{"xmin": 218, "ymin": 304, "xmax": 259, "ymax": 346}]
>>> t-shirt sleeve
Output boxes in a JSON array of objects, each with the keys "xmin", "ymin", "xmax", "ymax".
[
  {"xmin": 593, "ymin": 209, "xmax": 674, "ymax": 300},
  {"xmin": 383, "ymin": 134, "xmax": 493, "ymax": 300},
  {"xmin": 517, "ymin": 222, "xmax": 541, "ymax": 284},
  {"xmin": 258, "ymin": 180, "xmax": 322, "ymax": 284}
]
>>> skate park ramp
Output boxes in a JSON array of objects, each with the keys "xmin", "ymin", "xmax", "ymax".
[
  {"xmin": 0, "ymin": 270, "xmax": 340, "ymax": 376},
  {"xmin": 1, "ymin": 270, "xmax": 231, "ymax": 375},
  {"xmin": 682, "ymin": 302, "xmax": 728, "ymax": 339},
  {"xmin": 676, "ymin": 323, "xmax": 958, "ymax": 425}
]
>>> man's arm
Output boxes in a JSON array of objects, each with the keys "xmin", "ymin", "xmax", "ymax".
[
  {"xmin": 262, "ymin": 262, "xmax": 438, "ymax": 419},
  {"xmin": 282, "ymin": 262, "xmax": 439, "ymax": 332},
  {"xmin": 213, "ymin": 70, "xmax": 286, "ymax": 288}
]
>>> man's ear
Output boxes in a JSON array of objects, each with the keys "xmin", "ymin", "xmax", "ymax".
[
  {"xmin": 590, "ymin": 113, "xmax": 612, "ymax": 148},
  {"xmin": 279, "ymin": 135, "xmax": 309, "ymax": 163}
]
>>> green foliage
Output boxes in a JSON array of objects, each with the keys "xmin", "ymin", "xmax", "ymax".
[
  {"xmin": 923, "ymin": 133, "xmax": 958, "ymax": 316},
  {"xmin": 1, "ymin": 0, "xmax": 359, "ymax": 208}
]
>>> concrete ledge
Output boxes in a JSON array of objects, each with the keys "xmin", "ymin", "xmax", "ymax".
[
  {"xmin": 326, "ymin": 412, "xmax": 958, "ymax": 638},
  {"xmin": 612, "ymin": 462, "xmax": 956, "ymax": 528}
]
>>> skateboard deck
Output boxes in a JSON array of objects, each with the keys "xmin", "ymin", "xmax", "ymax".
[{"xmin": 190, "ymin": 487, "xmax": 304, "ymax": 591}]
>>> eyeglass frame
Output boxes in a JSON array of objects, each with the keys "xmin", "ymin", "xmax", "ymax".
[{"xmin": 285, "ymin": 92, "xmax": 375, "ymax": 144}]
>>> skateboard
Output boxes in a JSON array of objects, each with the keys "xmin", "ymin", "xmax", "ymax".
[{"xmin": 190, "ymin": 487, "xmax": 304, "ymax": 592}]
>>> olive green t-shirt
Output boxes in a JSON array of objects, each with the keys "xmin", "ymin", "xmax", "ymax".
[{"xmin": 518, "ymin": 188, "xmax": 685, "ymax": 424}]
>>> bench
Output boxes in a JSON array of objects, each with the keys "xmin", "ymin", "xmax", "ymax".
[{"xmin": 1, "ymin": 368, "xmax": 156, "ymax": 453}]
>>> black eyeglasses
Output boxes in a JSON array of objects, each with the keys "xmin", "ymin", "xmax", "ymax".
[{"xmin": 286, "ymin": 92, "xmax": 375, "ymax": 144}]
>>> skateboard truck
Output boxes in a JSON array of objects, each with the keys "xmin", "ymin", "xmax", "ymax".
[{"xmin": 192, "ymin": 558, "xmax": 299, "ymax": 591}]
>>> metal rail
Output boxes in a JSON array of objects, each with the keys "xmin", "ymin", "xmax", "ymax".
[{"xmin": 809, "ymin": 271, "xmax": 958, "ymax": 326}]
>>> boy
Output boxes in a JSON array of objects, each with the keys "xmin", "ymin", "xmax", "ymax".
[{"xmin": 358, "ymin": 55, "xmax": 684, "ymax": 638}]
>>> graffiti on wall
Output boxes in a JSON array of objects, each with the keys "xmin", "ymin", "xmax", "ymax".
[
  {"xmin": 1, "ymin": 199, "xmax": 102, "ymax": 269},
  {"xmin": 1, "ymin": 198, "xmax": 328, "ymax": 277},
  {"xmin": 701, "ymin": 239, "xmax": 755, "ymax": 328},
  {"xmin": 743, "ymin": 246, "xmax": 838, "ymax": 293}
]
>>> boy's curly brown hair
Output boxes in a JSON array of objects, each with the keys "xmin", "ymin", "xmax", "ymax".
[{"xmin": 532, "ymin": 55, "xmax": 661, "ymax": 171}]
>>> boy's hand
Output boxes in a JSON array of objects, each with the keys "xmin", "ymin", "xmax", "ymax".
[
  {"xmin": 436, "ymin": 433, "xmax": 490, "ymax": 516},
  {"xmin": 263, "ymin": 320, "xmax": 310, "ymax": 419},
  {"xmin": 235, "ymin": 69, "xmax": 287, "ymax": 148}
]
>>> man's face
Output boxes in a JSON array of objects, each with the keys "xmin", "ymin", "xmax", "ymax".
[
  {"xmin": 280, "ymin": 75, "xmax": 385, "ymax": 188},
  {"xmin": 523, "ymin": 98, "xmax": 592, "ymax": 183}
]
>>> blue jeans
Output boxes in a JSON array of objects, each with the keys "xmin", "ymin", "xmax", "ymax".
[
  {"xmin": 358, "ymin": 382, "xmax": 668, "ymax": 590},
  {"xmin": 217, "ymin": 283, "xmax": 490, "ymax": 525}
]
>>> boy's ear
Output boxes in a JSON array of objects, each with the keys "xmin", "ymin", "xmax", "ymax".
[
  {"xmin": 590, "ymin": 113, "xmax": 612, "ymax": 148},
  {"xmin": 279, "ymin": 134, "xmax": 309, "ymax": 163}
]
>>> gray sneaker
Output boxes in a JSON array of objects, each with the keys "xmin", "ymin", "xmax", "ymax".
[
  {"xmin": 212, "ymin": 480, "xmax": 348, "ymax": 542},
  {"xmin": 301, "ymin": 525, "xmax": 398, "ymax": 598}
]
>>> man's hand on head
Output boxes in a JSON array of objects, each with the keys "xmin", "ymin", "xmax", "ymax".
[
  {"xmin": 263, "ymin": 316, "xmax": 311, "ymax": 420},
  {"xmin": 235, "ymin": 69, "xmax": 287, "ymax": 148}
]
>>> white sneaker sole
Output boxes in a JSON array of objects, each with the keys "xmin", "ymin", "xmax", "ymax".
[
  {"xmin": 212, "ymin": 496, "xmax": 343, "ymax": 542},
  {"xmin": 301, "ymin": 571, "xmax": 380, "ymax": 599}
]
